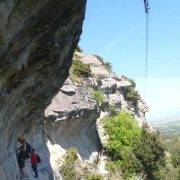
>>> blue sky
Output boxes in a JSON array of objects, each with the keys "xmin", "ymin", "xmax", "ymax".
[{"xmin": 80, "ymin": 0, "xmax": 180, "ymax": 121}]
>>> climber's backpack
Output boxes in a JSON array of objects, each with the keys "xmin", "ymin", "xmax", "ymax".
[
  {"xmin": 26, "ymin": 142, "xmax": 33, "ymax": 154},
  {"xmin": 37, "ymin": 154, "xmax": 41, "ymax": 163},
  {"xmin": 23, "ymin": 142, "xmax": 33, "ymax": 159}
]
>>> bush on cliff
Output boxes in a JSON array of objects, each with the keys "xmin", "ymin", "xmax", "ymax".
[
  {"xmin": 165, "ymin": 135, "xmax": 180, "ymax": 167},
  {"xmin": 85, "ymin": 173, "xmax": 103, "ymax": 180},
  {"xmin": 104, "ymin": 111, "xmax": 166, "ymax": 179},
  {"xmin": 164, "ymin": 135, "xmax": 180, "ymax": 180},
  {"xmin": 104, "ymin": 112, "xmax": 142, "ymax": 177},
  {"xmin": 109, "ymin": 105, "xmax": 118, "ymax": 116},
  {"xmin": 60, "ymin": 147, "xmax": 78, "ymax": 180},
  {"xmin": 93, "ymin": 90, "xmax": 105, "ymax": 104},
  {"xmin": 124, "ymin": 87, "xmax": 140, "ymax": 103},
  {"xmin": 72, "ymin": 59, "xmax": 91, "ymax": 78},
  {"xmin": 134, "ymin": 129, "xmax": 166, "ymax": 179},
  {"xmin": 121, "ymin": 76, "xmax": 139, "ymax": 103}
]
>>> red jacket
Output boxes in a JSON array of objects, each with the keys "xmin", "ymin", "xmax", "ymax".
[{"xmin": 31, "ymin": 152, "xmax": 38, "ymax": 164}]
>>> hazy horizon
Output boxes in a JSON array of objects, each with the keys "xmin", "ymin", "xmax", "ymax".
[{"xmin": 135, "ymin": 77, "xmax": 180, "ymax": 121}]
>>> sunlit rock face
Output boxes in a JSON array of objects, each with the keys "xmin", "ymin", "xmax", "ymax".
[
  {"xmin": 44, "ymin": 78, "xmax": 101, "ymax": 178},
  {"xmin": 41, "ymin": 52, "xmax": 148, "ymax": 179},
  {"xmin": 0, "ymin": 0, "xmax": 86, "ymax": 179}
]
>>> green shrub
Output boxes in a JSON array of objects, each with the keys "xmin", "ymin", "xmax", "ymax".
[
  {"xmin": 104, "ymin": 111, "xmax": 142, "ymax": 178},
  {"xmin": 85, "ymin": 173, "xmax": 103, "ymax": 180},
  {"xmin": 134, "ymin": 129, "xmax": 166, "ymax": 179},
  {"xmin": 60, "ymin": 148, "xmax": 78, "ymax": 180},
  {"xmin": 165, "ymin": 167, "xmax": 180, "ymax": 180},
  {"xmin": 93, "ymin": 90, "xmax": 105, "ymax": 104},
  {"xmin": 165, "ymin": 135, "xmax": 180, "ymax": 167},
  {"xmin": 125, "ymin": 87, "xmax": 139, "ymax": 103},
  {"xmin": 109, "ymin": 105, "xmax": 117, "ymax": 116},
  {"xmin": 104, "ymin": 112, "xmax": 141, "ymax": 159},
  {"xmin": 61, "ymin": 163, "xmax": 76, "ymax": 180},
  {"xmin": 104, "ymin": 61, "xmax": 112, "ymax": 71},
  {"xmin": 121, "ymin": 76, "xmax": 139, "ymax": 103},
  {"xmin": 164, "ymin": 135, "xmax": 180, "ymax": 180},
  {"xmin": 72, "ymin": 59, "xmax": 91, "ymax": 78},
  {"xmin": 104, "ymin": 112, "xmax": 167, "ymax": 179},
  {"xmin": 64, "ymin": 147, "xmax": 78, "ymax": 163}
]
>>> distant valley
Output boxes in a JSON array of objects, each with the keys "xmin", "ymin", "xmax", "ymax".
[{"xmin": 149, "ymin": 116, "xmax": 180, "ymax": 135}]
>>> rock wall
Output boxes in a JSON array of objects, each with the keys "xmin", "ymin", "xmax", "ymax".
[
  {"xmin": 0, "ymin": 0, "xmax": 86, "ymax": 179},
  {"xmin": 41, "ymin": 52, "xmax": 148, "ymax": 179},
  {"xmin": 45, "ymin": 79, "xmax": 101, "ymax": 178},
  {"xmin": 0, "ymin": 1, "xmax": 149, "ymax": 179}
]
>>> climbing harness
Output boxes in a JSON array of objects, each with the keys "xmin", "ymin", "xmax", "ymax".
[{"xmin": 143, "ymin": 0, "xmax": 150, "ymax": 97}]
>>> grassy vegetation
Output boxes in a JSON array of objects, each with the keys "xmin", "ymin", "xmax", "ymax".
[
  {"xmin": 166, "ymin": 135, "xmax": 180, "ymax": 168},
  {"xmin": 60, "ymin": 148, "xmax": 104, "ymax": 180},
  {"xmin": 134, "ymin": 129, "xmax": 166, "ymax": 179},
  {"xmin": 104, "ymin": 111, "xmax": 142, "ymax": 178},
  {"xmin": 103, "ymin": 111, "xmax": 167, "ymax": 179},
  {"xmin": 120, "ymin": 76, "xmax": 139, "ymax": 103},
  {"xmin": 163, "ymin": 135, "xmax": 180, "ymax": 180},
  {"xmin": 109, "ymin": 105, "xmax": 117, "ymax": 116},
  {"xmin": 93, "ymin": 90, "xmax": 105, "ymax": 104},
  {"xmin": 60, "ymin": 148, "xmax": 78, "ymax": 180},
  {"xmin": 85, "ymin": 173, "xmax": 103, "ymax": 180},
  {"xmin": 72, "ymin": 58, "xmax": 91, "ymax": 78},
  {"xmin": 124, "ymin": 87, "xmax": 140, "ymax": 103},
  {"xmin": 164, "ymin": 167, "xmax": 180, "ymax": 180}
]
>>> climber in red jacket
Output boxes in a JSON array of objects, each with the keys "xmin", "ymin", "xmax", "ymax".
[
  {"xmin": 31, "ymin": 148, "xmax": 41, "ymax": 178},
  {"xmin": 17, "ymin": 136, "xmax": 32, "ymax": 177}
]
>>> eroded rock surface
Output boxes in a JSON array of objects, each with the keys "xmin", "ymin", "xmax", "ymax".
[
  {"xmin": 0, "ymin": 1, "xmax": 149, "ymax": 178},
  {"xmin": 0, "ymin": 0, "xmax": 86, "ymax": 179},
  {"xmin": 42, "ymin": 52, "xmax": 149, "ymax": 179}
]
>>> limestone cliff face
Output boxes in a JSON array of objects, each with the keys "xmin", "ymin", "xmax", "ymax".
[
  {"xmin": 0, "ymin": 0, "xmax": 86, "ymax": 179},
  {"xmin": 0, "ymin": 1, "xmax": 148, "ymax": 179},
  {"xmin": 44, "ymin": 52, "xmax": 148, "ymax": 179}
]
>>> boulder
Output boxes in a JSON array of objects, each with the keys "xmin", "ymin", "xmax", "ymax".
[
  {"xmin": 116, "ymin": 79, "xmax": 132, "ymax": 94},
  {"xmin": 108, "ymin": 94, "xmax": 121, "ymax": 108},
  {"xmin": 100, "ymin": 78, "xmax": 117, "ymax": 94}
]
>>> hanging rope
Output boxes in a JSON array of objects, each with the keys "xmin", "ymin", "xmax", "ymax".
[
  {"xmin": 145, "ymin": 13, "xmax": 149, "ymax": 94},
  {"xmin": 143, "ymin": 0, "xmax": 150, "ymax": 97}
]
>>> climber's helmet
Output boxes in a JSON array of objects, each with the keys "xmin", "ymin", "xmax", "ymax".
[{"xmin": 18, "ymin": 136, "xmax": 26, "ymax": 142}]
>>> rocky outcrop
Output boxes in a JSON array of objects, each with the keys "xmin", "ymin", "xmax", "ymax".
[
  {"xmin": 41, "ymin": 52, "xmax": 148, "ymax": 179},
  {"xmin": 0, "ymin": 0, "xmax": 86, "ymax": 179},
  {"xmin": 75, "ymin": 52, "xmax": 148, "ymax": 124},
  {"xmin": 0, "ymin": 1, "xmax": 149, "ymax": 178},
  {"xmin": 45, "ymin": 79, "xmax": 101, "ymax": 178}
]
